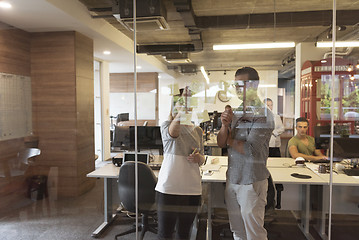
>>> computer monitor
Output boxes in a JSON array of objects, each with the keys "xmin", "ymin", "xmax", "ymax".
[
  {"xmin": 314, "ymin": 125, "xmax": 331, "ymax": 149},
  {"xmin": 123, "ymin": 152, "xmax": 149, "ymax": 164},
  {"xmin": 129, "ymin": 126, "xmax": 163, "ymax": 150},
  {"xmin": 113, "ymin": 126, "xmax": 130, "ymax": 148},
  {"xmin": 332, "ymin": 138, "xmax": 359, "ymax": 159}
]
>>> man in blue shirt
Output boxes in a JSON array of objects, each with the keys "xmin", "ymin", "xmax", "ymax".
[{"xmin": 217, "ymin": 67, "xmax": 274, "ymax": 240}]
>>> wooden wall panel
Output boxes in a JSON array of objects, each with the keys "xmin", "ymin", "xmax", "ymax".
[
  {"xmin": 75, "ymin": 32, "xmax": 95, "ymax": 190},
  {"xmin": 0, "ymin": 29, "xmax": 30, "ymax": 76},
  {"xmin": 0, "ymin": 28, "xmax": 31, "ymax": 213},
  {"xmin": 119, "ymin": 120, "xmax": 157, "ymax": 126},
  {"xmin": 110, "ymin": 72, "xmax": 158, "ymax": 92},
  {"xmin": 31, "ymin": 31, "xmax": 95, "ymax": 198}
]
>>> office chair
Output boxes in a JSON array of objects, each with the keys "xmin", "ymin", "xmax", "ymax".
[{"xmin": 115, "ymin": 161, "xmax": 157, "ymax": 240}]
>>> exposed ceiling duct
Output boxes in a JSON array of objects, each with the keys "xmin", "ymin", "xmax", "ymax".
[
  {"xmin": 86, "ymin": 0, "xmax": 170, "ymax": 31},
  {"xmin": 163, "ymin": 53, "xmax": 192, "ymax": 63},
  {"xmin": 194, "ymin": 10, "xmax": 359, "ymax": 29},
  {"xmin": 136, "ymin": 0, "xmax": 203, "ymax": 56},
  {"xmin": 112, "ymin": 0, "xmax": 169, "ymax": 31}
]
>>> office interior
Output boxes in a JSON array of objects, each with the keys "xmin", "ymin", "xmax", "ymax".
[{"xmin": 1, "ymin": 0, "xmax": 359, "ymax": 239}]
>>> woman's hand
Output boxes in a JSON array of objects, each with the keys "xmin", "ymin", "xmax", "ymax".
[{"xmin": 187, "ymin": 148, "xmax": 203, "ymax": 164}]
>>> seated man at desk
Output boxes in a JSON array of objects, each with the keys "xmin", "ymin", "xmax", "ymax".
[{"xmin": 288, "ymin": 117, "xmax": 328, "ymax": 162}]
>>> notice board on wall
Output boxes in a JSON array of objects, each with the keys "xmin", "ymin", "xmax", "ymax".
[{"xmin": 0, "ymin": 73, "xmax": 32, "ymax": 141}]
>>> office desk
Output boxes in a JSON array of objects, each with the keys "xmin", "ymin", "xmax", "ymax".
[
  {"xmin": 87, "ymin": 162, "xmax": 161, "ymax": 237},
  {"xmin": 87, "ymin": 164, "xmax": 119, "ymax": 237},
  {"xmin": 203, "ymin": 156, "xmax": 326, "ymax": 240},
  {"xmin": 88, "ymin": 157, "xmax": 354, "ymax": 240},
  {"xmin": 304, "ymin": 163, "xmax": 359, "ymax": 239}
]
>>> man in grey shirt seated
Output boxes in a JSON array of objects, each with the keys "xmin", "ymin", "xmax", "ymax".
[{"xmin": 217, "ymin": 67, "xmax": 274, "ymax": 240}]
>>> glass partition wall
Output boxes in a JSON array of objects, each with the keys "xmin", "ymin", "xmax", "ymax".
[{"xmin": 2, "ymin": 0, "xmax": 359, "ymax": 240}]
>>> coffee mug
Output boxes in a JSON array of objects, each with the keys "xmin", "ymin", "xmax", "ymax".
[{"xmin": 318, "ymin": 164, "xmax": 327, "ymax": 174}]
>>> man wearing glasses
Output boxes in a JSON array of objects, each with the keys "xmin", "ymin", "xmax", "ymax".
[{"xmin": 217, "ymin": 67, "xmax": 274, "ymax": 240}]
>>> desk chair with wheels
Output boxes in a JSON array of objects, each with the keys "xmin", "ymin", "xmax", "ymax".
[{"xmin": 115, "ymin": 161, "xmax": 157, "ymax": 240}]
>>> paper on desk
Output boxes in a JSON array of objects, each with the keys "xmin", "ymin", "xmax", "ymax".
[{"xmin": 201, "ymin": 164, "xmax": 221, "ymax": 171}]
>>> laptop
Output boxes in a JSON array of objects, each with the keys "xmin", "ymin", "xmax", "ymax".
[{"xmin": 122, "ymin": 152, "xmax": 149, "ymax": 165}]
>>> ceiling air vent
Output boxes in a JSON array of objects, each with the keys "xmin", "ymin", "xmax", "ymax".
[
  {"xmin": 164, "ymin": 53, "xmax": 192, "ymax": 64},
  {"xmin": 113, "ymin": 0, "xmax": 169, "ymax": 31}
]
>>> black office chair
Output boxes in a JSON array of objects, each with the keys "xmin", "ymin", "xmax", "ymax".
[{"xmin": 115, "ymin": 161, "xmax": 157, "ymax": 240}]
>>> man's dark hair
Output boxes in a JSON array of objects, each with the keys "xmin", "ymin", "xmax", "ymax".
[
  {"xmin": 263, "ymin": 98, "xmax": 272, "ymax": 103},
  {"xmin": 296, "ymin": 117, "xmax": 309, "ymax": 125},
  {"xmin": 235, "ymin": 67, "xmax": 259, "ymax": 80}
]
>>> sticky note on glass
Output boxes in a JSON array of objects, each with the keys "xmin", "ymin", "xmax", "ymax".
[
  {"xmin": 197, "ymin": 110, "xmax": 210, "ymax": 123},
  {"xmin": 180, "ymin": 113, "xmax": 192, "ymax": 125}
]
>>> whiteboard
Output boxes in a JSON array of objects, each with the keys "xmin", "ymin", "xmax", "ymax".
[{"xmin": 0, "ymin": 73, "xmax": 32, "ymax": 141}]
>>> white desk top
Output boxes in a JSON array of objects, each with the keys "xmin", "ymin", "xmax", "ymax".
[
  {"xmin": 306, "ymin": 163, "xmax": 359, "ymax": 186},
  {"xmin": 87, "ymin": 156, "xmax": 358, "ymax": 186},
  {"xmin": 267, "ymin": 157, "xmax": 296, "ymax": 168},
  {"xmin": 269, "ymin": 167, "xmax": 327, "ymax": 185},
  {"xmin": 87, "ymin": 163, "xmax": 119, "ymax": 179},
  {"xmin": 206, "ymin": 156, "xmax": 296, "ymax": 168}
]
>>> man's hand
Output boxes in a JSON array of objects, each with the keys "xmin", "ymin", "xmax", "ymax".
[
  {"xmin": 314, "ymin": 155, "xmax": 329, "ymax": 161},
  {"xmin": 221, "ymin": 108, "xmax": 233, "ymax": 127}
]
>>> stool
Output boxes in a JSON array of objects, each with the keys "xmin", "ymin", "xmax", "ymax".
[{"xmin": 27, "ymin": 175, "xmax": 48, "ymax": 200}]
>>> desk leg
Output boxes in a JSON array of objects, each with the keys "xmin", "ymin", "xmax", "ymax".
[
  {"xmin": 207, "ymin": 182, "xmax": 212, "ymax": 240},
  {"xmin": 92, "ymin": 178, "xmax": 116, "ymax": 238},
  {"xmin": 299, "ymin": 185, "xmax": 315, "ymax": 240},
  {"xmin": 316, "ymin": 186, "xmax": 327, "ymax": 239}
]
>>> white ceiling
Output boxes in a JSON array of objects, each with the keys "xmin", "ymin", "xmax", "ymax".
[{"xmin": 0, "ymin": 0, "xmax": 178, "ymax": 77}]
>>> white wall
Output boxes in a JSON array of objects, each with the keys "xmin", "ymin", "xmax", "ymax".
[
  {"xmin": 110, "ymin": 92, "xmax": 156, "ymax": 120},
  {"xmin": 101, "ymin": 61, "xmax": 111, "ymax": 161}
]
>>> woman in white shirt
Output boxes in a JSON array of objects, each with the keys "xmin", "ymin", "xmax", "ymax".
[{"xmin": 156, "ymin": 88, "xmax": 204, "ymax": 240}]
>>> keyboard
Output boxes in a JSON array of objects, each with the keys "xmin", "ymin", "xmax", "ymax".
[{"xmin": 343, "ymin": 168, "xmax": 359, "ymax": 176}]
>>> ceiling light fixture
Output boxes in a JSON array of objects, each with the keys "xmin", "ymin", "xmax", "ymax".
[
  {"xmin": 103, "ymin": 50, "xmax": 111, "ymax": 55},
  {"xmin": 0, "ymin": 1, "xmax": 12, "ymax": 9},
  {"xmin": 136, "ymin": 66, "xmax": 142, "ymax": 69},
  {"xmin": 213, "ymin": 42, "xmax": 295, "ymax": 50},
  {"xmin": 316, "ymin": 41, "xmax": 359, "ymax": 48},
  {"xmin": 200, "ymin": 66, "xmax": 210, "ymax": 84}
]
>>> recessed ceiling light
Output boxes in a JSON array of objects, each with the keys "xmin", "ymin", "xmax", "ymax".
[
  {"xmin": 103, "ymin": 50, "xmax": 111, "ymax": 55},
  {"xmin": 0, "ymin": 1, "xmax": 12, "ymax": 9},
  {"xmin": 213, "ymin": 42, "xmax": 295, "ymax": 50},
  {"xmin": 136, "ymin": 66, "xmax": 142, "ymax": 69}
]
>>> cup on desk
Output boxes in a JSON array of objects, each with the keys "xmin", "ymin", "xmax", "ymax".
[
  {"xmin": 295, "ymin": 157, "xmax": 305, "ymax": 167},
  {"xmin": 318, "ymin": 164, "xmax": 330, "ymax": 174}
]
